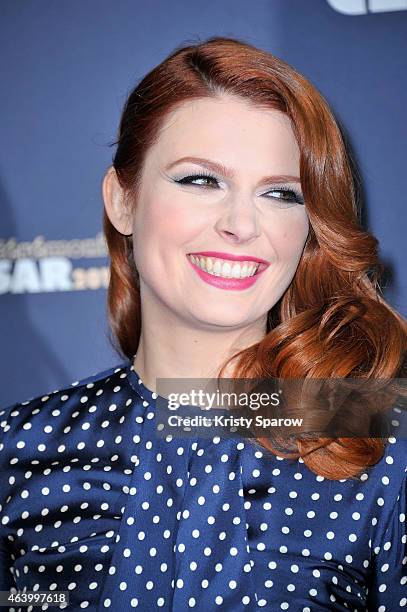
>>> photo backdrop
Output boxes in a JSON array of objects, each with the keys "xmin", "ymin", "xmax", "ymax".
[{"xmin": 1, "ymin": 0, "xmax": 406, "ymax": 406}]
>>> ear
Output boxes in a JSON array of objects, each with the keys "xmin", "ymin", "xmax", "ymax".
[{"xmin": 102, "ymin": 166, "xmax": 133, "ymax": 236}]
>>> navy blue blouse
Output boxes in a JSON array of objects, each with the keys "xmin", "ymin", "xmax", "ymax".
[{"xmin": 0, "ymin": 359, "xmax": 406, "ymax": 611}]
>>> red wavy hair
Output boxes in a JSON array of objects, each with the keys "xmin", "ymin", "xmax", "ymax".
[{"xmin": 103, "ymin": 36, "xmax": 406, "ymax": 480}]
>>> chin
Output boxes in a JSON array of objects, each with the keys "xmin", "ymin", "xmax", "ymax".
[{"xmin": 191, "ymin": 309, "xmax": 257, "ymax": 329}]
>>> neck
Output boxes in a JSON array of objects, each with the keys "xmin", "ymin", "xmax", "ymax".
[{"xmin": 132, "ymin": 305, "xmax": 267, "ymax": 395}]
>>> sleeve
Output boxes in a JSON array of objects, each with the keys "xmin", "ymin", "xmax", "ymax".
[
  {"xmin": 0, "ymin": 403, "xmax": 18, "ymax": 593},
  {"xmin": 366, "ymin": 470, "xmax": 407, "ymax": 610},
  {"xmin": 0, "ymin": 540, "xmax": 16, "ymax": 591}
]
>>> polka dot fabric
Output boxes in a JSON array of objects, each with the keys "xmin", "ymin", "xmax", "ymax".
[{"xmin": 0, "ymin": 360, "xmax": 405, "ymax": 611}]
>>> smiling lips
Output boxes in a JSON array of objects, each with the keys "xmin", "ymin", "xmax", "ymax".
[{"xmin": 186, "ymin": 251, "xmax": 269, "ymax": 291}]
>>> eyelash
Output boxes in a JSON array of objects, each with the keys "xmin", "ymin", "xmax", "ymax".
[{"xmin": 173, "ymin": 172, "xmax": 305, "ymax": 205}]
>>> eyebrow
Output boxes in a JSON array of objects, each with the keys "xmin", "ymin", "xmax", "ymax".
[{"xmin": 165, "ymin": 156, "xmax": 301, "ymax": 186}]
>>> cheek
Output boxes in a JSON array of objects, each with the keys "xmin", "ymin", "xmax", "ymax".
[
  {"xmin": 277, "ymin": 213, "xmax": 309, "ymax": 258},
  {"xmin": 132, "ymin": 193, "xmax": 202, "ymax": 268},
  {"xmin": 142, "ymin": 193, "xmax": 206, "ymax": 243}
]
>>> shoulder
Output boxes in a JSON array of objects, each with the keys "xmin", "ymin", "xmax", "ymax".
[
  {"xmin": 380, "ymin": 400, "xmax": 407, "ymax": 473},
  {"xmin": 365, "ymin": 401, "xmax": 407, "ymax": 490},
  {"xmin": 0, "ymin": 359, "xmax": 139, "ymax": 444},
  {"xmin": 358, "ymin": 406, "xmax": 407, "ymax": 532},
  {"xmin": 376, "ymin": 433, "xmax": 407, "ymax": 493}
]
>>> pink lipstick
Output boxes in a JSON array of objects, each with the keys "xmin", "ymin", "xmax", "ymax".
[
  {"xmin": 186, "ymin": 252, "xmax": 269, "ymax": 291},
  {"xmin": 189, "ymin": 251, "xmax": 269, "ymax": 265}
]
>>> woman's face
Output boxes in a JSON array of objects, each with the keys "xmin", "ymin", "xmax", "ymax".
[{"xmin": 131, "ymin": 95, "xmax": 309, "ymax": 329}]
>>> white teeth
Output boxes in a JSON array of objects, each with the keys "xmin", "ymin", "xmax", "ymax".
[
  {"xmin": 221, "ymin": 262, "xmax": 232, "ymax": 276},
  {"xmin": 213, "ymin": 260, "xmax": 222, "ymax": 275},
  {"xmin": 189, "ymin": 255, "xmax": 260, "ymax": 278},
  {"xmin": 231, "ymin": 263, "xmax": 241, "ymax": 278}
]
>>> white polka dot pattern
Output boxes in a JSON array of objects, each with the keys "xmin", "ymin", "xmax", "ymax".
[{"xmin": 0, "ymin": 361, "xmax": 405, "ymax": 610}]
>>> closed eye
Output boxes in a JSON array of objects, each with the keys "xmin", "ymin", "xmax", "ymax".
[{"xmin": 173, "ymin": 173, "xmax": 304, "ymax": 205}]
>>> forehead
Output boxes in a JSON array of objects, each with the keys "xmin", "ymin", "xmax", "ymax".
[{"xmin": 148, "ymin": 95, "xmax": 300, "ymax": 171}]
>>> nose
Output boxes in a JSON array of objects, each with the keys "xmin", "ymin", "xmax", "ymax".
[{"xmin": 214, "ymin": 194, "xmax": 260, "ymax": 244}]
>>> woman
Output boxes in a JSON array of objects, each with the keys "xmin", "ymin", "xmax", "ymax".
[{"xmin": 0, "ymin": 36, "xmax": 405, "ymax": 611}]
